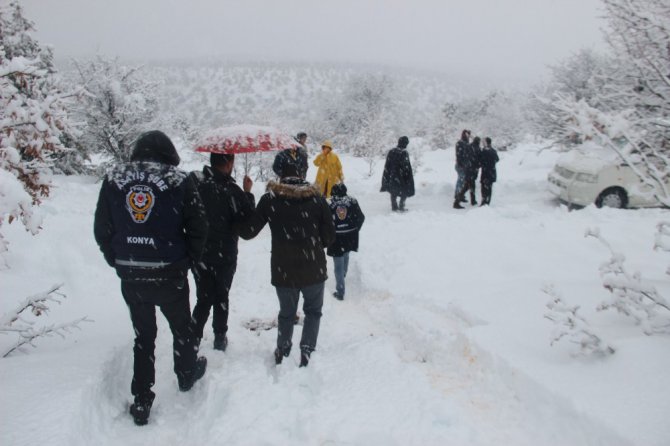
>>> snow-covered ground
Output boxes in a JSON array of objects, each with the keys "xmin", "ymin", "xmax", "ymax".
[{"xmin": 1, "ymin": 141, "xmax": 668, "ymax": 446}]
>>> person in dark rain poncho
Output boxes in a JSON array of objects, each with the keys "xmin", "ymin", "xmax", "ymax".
[{"xmin": 380, "ymin": 136, "xmax": 415, "ymax": 212}]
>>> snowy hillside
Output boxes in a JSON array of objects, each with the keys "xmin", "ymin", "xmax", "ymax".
[{"xmin": 1, "ymin": 142, "xmax": 668, "ymax": 445}]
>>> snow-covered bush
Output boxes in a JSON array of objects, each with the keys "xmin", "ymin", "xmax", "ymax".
[
  {"xmin": 0, "ymin": 1, "xmax": 79, "ymax": 259},
  {"xmin": 543, "ymin": 284, "xmax": 615, "ymax": 357},
  {"xmin": 587, "ymin": 227, "xmax": 670, "ymax": 335},
  {"xmin": 0, "ymin": 284, "xmax": 90, "ymax": 357}
]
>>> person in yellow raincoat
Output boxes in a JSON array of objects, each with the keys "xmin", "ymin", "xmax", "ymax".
[{"xmin": 313, "ymin": 140, "xmax": 343, "ymax": 198}]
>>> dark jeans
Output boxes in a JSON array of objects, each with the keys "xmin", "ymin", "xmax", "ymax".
[
  {"xmin": 275, "ymin": 281, "xmax": 325, "ymax": 354},
  {"xmin": 121, "ymin": 279, "xmax": 197, "ymax": 400},
  {"xmin": 481, "ymin": 180, "xmax": 494, "ymax": 205},
  {"xmin": 192, "ymin": 261, "xmax": 237, "ymax": 339},
  {"xmin": 390, "ymin": 194, "xmax": 407, "ymax": 211},
  {"xmin": 333, "ymin": 253, "xmax": 349, "ymax": 296}
]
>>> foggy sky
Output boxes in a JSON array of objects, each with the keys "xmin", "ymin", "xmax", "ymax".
[{"xmin": 21, "ymin": 0, "xmax": 607, "ymax": 83}]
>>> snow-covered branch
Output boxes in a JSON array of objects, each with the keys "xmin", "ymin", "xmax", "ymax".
[
  {"xmin": 543, "ymin": 284, "xmax": 615, "ymax": 357},
  {"xmin": 0, "ymin": 283, "xmax": 92, "ymax": 357},
  {"xmin": 586, "ymin": 227, "xmax": 670, "ymax": 335}
]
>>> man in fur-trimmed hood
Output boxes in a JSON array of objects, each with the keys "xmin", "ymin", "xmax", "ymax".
[{"xmin": 247, "ymin": 164, "xmax": 335, "ymax": 367}]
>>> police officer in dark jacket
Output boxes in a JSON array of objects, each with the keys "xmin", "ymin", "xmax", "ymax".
[
  {"xmin": 190, "ymin": 153, "xmax": 256, "ymax": 352},
  {"xmin": 381, "ymin": 136, "xmax": 415, "ymax": 211},
  {"xmin": 247, "ymin": 164, "xmax": 335, "ymax": 367},
  {"xmin": 327, "ymin": 183, "xmax": 365, "ymax": 300},
  {"xmin": 272, "ymin": 132, "xmax": 309, "ymax": 179},
  {"xmin": 94, "ymin": 130, "xmax": 208, "ymax": 426},
  {"xmin": 479, "ymin": 137, "xmax": 500, "ymax": 206}
]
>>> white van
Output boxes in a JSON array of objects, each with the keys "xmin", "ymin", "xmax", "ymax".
[{"xmin": 547, "ymin": 145, "xmax": 668, "ymax": 208}]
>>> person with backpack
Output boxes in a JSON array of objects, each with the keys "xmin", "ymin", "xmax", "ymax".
[
  {"xmin": 479, "ymin": 137, "xmax": 500, "ymax": 206},
  {"xmin": 189, "ymin": 153, "xmax": 257, "ymax": 352},
  {"xmin": 94, "ymin": 130, "xmax": 208, "ymax": 426},
  {"xmin": 381, "ymin": 136, "xmax": 415, "ymax": 212},
  {"xmin": 327, "ymin": 183, "xmax": 365, "ymax": 300}
]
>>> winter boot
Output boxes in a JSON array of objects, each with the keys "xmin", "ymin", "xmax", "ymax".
[
  {"xmin": 299, "ymin": 350, "xmax": 310, "ymax": 368},
  {"xmin": 178, "ymin": 356, "xmax": 207, "ymax": 392},
  {"xmin": 129, "ymin": 393, "xmax": 155, "ymax": 426},
  {"xmin": 213, "ymin": 333, "xmax": 228, "ymax": 352},
  {"xmin": 453, "ymin": 200, "xmax": 464, "ymax": 209},
  {"xmin": 333, "ymin": 291, "xmax": 343, "ymax": 300},
  {"xmin": 274, "ymin": 347, "xmax": 284, "ymax": 365}
]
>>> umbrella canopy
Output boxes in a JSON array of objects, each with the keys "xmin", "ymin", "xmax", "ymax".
[{"xmin": 194, "ymin": 125, "xmax": 298, "ymax": 154}]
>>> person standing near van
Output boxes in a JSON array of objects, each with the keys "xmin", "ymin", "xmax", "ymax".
[
  {"xmin": 327, "ymin": 183, "xmax": 365, "ymax": 300},
  {"xmin": 454, "ymin": 130, "xmax": 471, "ymax": 209},
  {"xmin": 479, "ymin": 137, "xmax": 500, "ymax": 206},
  {"xmin": 313, "ymin": 140, "xmax": 343, "ymax": 198}
]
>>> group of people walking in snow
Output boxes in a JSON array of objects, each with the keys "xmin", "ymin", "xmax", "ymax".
[
  {"xmin": 93, "ymin": 128, "xmax": 497, "ymax": 426},
  {"xmin": 93, "ymin": 130, "xmax": 364, "ymax": 426}
]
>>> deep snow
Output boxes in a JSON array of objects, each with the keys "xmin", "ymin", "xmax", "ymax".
[{"xmin": 1, "ymin": 141, "xmax": 668, "ymax": 446}]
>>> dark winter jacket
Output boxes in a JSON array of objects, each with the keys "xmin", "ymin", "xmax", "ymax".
[
  {"xmin": 94, "ymin": 136, "xmax": 208, "ymax": 283},
  {"xmin": 480, "ymin": 147, "xmax": 500, "ymax": 183},
  {"xmin": 272, "ymin": 147, "xmax": 308, "ymax": 179},
  {"xmin": 455, "ymin": 138, "xmax": 475, "ymax": 171},
  {"xmin": 189, "ymin": 165, "xmax": 256, "ymax": 265},
  {"xmin": 468, "ymin": 139, "xmax": 482, "ymax": 179},
  {"xmin": 380, "ymin": 147, "xmax": 415, "ymax": 197},
  {"xmin": 247, "ymin": 178, "xmax": 335, "ymax": 288},
  {"xmin": 327, "ymin": 189, "xmax": 365, "ymax": 257}
]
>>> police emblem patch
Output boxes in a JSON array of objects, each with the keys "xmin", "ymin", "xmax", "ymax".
[
  {"xmin": 336, "ymin": 206, "xmax": 347, "ymax": 221},
  {"xmin": 126, "ymin": 185, "xmax": 155, "ymax": 223}
]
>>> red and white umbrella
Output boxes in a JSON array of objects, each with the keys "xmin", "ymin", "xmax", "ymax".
[{"xmin": 194, "ymin": 125, "xmax": 298, "ymax": 154}]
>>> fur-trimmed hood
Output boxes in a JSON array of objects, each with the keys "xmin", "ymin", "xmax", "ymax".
[{"xmin": 266, "ymin": 179, "xmax": 322, "ymax": 200}]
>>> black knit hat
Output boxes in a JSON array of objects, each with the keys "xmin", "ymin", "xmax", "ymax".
[
  {"xmin": 331, "ymin": 183, "xmax": 347, "ymax": 197},
  {"xmin": 398, "ymin": 136, "xmax": 409, "ymax": 149},
  {"xmin": 130, "ymin": 130, "xmax": 180, "ymax": 166}
]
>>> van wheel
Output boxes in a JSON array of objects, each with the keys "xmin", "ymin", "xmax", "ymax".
[{"xmin": 596, "ymin": 188, "xmax": 627, "ymax": 208}]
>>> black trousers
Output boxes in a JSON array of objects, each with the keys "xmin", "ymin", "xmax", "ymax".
[
  {"xmin": 390, "ymin": 194, "xmax": 407, "ymax": 211},
  {"xmin": 192, "ymin": 261, "xmax": 237, "ymax": 339},
  {"xmin": 481, "ymin": 180, "xmax": 494, "ymax": 205},
  {"xmin": 121, "ymin": 279, "xmax": 197, "ymax": 401},
  {"xmin": 462, "ymin": 172, "xmax": 478, "ymax": 203}
]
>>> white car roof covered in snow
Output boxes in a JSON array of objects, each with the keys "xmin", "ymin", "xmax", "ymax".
[{"xmin": 557, "ymin": 142, "xmax": 623, "ymax": 174}]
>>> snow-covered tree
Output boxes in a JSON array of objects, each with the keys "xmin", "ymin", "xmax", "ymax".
[
  {"xmin": 324, "ymin": 74, "xmax": 397, "ymax": 159},
  {"xmin": 0, "ymin": 0, "xmax": 79, "ymax": 260},
  {"xmin": 544, "ymin": 0, "xmax": 670, "ymax": 206},
  {"xmin": 433, "ymin": 91, "xmax": 525, "ymax": 151},
  {"xmin": 72, "ymin": 56, "xmax": 158, "ymax": 164}
]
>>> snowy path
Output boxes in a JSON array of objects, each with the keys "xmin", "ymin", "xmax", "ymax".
[{"xmin": 2, "ymin": 145, "xmax": 666, "ymax": 445}]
